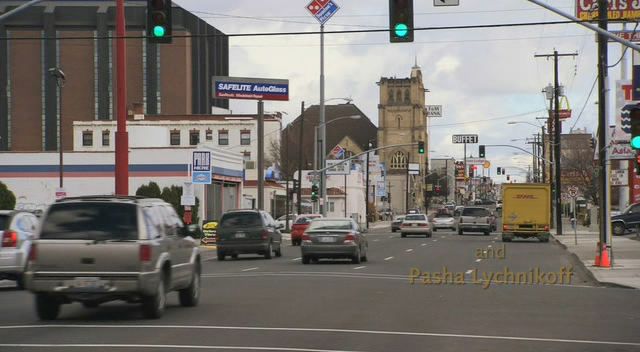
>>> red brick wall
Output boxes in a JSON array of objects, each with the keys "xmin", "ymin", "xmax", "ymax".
[{"xmin": 160, "ymin": 31, "xmax": 192, "ymax": 115}]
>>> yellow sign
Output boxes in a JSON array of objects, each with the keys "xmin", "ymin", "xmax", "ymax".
[{"xmin": 483, "ymin": 161, "xmax": 491, "ymax": 169}]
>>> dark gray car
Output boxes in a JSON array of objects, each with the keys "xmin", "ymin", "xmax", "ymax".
[
  {"xmin": 216, "ymin": 210, "xmax": 283, "ymax": 260},
  {"xmin": 300, "ymin": 218, "xmax": 368, "ymax": 264}
]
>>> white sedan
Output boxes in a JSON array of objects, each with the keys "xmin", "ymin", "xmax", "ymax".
[
  {"xmin": 431, "ymin": 213, "xmax": 455, "ymax": 231},
  {"xmin": 400, "ymin": 214, "xmax": 432, "ymax": 238}
]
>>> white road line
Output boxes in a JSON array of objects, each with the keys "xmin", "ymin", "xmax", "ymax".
[
  {"xmin": 492, "ymin": 241, "xmax": 496, "ymax": 243},
  {"xmin": 389, "ymin": 235, "xmax": 394, "ymax": 238},
  {"xmin": 373, "ymin": 239, "xmax": 379, "ymax": 242},
  {"xmin": 0, "ymin": 344, "xmax": 365, "ymax": 352},
  {"xmin": 432, "ymin": 239, "xmax": 438, "ymax": 242},
  {"xmin": 440, "ymin": 236, "xmax": 446, "ymax": 238},
  {"xmin": 292, "ymin": 258, "xmax": 301, "ymax": 261},
  {"xmin": 488, "ymin": 245, "xmax": 492, "ymax": 248},
  {"xmin": 241, "ymin": 267, "xmax": 259, "ymax": 272},
  {"xmin": 465, "ymin": 270, "xmax": 473, "ymax": 275},
  {"xmin": 405, "ymin": 249, "xmax": 413, "ymax": 253},
  {"xmin": 353, "ymin": 266, "xmax": 366, "ymax": 270},
  {"xmin": 420, "ymin": 243, "xmax": 427, "ymax": 247},
  {"xmin": 3, "ymin": 326, "xmax": 639, "ymax": 348},
  {"xmin": 475, "ymin": 259, "xmax": 482, "ymax": 263},
  {"xmin": 384, "ymin": 256, "xmax": 394, "ymax": 261}
]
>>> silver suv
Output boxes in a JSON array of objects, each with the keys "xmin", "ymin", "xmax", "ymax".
[
  {"xmin": 457, "ymin": 206, "xmax": 492, "ymax": 236},
  {"xmin": 25, "ymin": 196, "xmax": 201, "ymax": 320}
]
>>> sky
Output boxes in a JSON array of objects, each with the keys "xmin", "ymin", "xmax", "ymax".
[{"xmin": 172, "ymin": 0, "xmax": 629, "ymax": 183}]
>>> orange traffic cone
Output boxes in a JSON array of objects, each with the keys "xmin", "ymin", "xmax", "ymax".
[
  {"xmin": 594, "ymin": 242, "xmax": 601, "ymax": 267},
  {"xmin": 600, "ymin": 245, "xmax": 611, "ymax": 268}
]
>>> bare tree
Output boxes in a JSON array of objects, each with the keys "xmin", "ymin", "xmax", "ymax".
[{"xmin": 560, "ymin": 136, "xmax": 598, "ymax": 205}]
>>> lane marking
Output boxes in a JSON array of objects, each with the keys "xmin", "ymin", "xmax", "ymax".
[
  {"xmin": 3, "ymin": 326, "xmax": 639, "ymax": 347},
  {"xmin": 353, "ymin": 266, "xmax": 366, "ymax": 270},
  {"xmin": 405, "ymin": 249, "xmax": 413, "ymax": 253},
  {"xmin": 373, "ymin": 239, "xmax": 379, "ymax": 242},
  {"xmin": 492, "ymin": 241, "xmax": 496, "ymax": 243},
  {"xmin": 0, "ymin": 344, "xmax": 364, "ymax": 352},
  {"xmin": 241, "ymin": 267, "xmax": 259, "ymax": 272},
  {"xmin": 432, "ymin": 239, "xmax": 438, "ymax": 242},
  {"xmin": 487, "ymin": 245, "xmax": 492, "ymax": 248},
  {"xmin": 389, "ymin": 235, "xmax": 394, "ymax": 238},
  {"xmin": 420, "ymin": 243, "xmax": 427, "ymax": 247},
  {"xmin": 475, "ymin": 259, "xmax": 482, "ymax": 263},
  {"xmin": 292, "ymin": 258, "xmax": 301, "ymax": 261},
  {"xmin": 465, "ymin": 270, "xmax": 473, "ymax": 275},
  {"xmin": 440, "ymin": 236, "xmax": 446, "ymax": 238},
  {"xmin": 384, "ymin": 256, "xmax": 394, "ymax": 261}
]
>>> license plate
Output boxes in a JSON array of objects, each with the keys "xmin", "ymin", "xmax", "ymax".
[
  {"xmin": 235, "ymin": 232, "xmax": 246, "ymax": 238},
  {"xmin": 65, "ymin": 277, "xmax": 106, "ymax": 289},
  {"xmin": 412, "ymin": 223, "xmax": 418, "ymax": 227},
  {"xmin": 319, "ymin": 236, "xmax": 335, "ymax": 243}
]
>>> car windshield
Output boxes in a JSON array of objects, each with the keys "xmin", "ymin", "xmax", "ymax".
[
  {"xmin": 295, "ymin": 216, "xmax": 319, "ymax": 224},
  {"xmin": 0, "ymin": 214, "xmax": 9, "ymax": 230},
  {"xmin": 462, "ymin": 208, "xmax": 489, "ymax": 217},
  {"xmin": 40, "ymin": 202, "xmax": 138, "ymax": 240},
  {"xmin": 307, "ymin": 220, "xmax": 353, "ymax": 231},
  {"xmin": 220, "ymin": 212, "xmax": 262, "ymax": 227},
  {"xmin": 405, "ymin": 215, "xmax": 426, "ymax": 221},
  {"xmin": 394, "ymin": 216, "xmax": 405, "ymax": 221}
]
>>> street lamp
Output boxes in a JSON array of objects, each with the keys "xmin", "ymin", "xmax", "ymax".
[
  {"xmin": 48, "ymin": 67, "xmax": 65, "ymax": 191},
  {"xmin": 314, "ymin": 114, "xmax": 361, "ymax": 215}
]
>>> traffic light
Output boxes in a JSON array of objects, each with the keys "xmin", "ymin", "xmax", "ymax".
[
  {"xmin": 311, "ymin": 183, "xmax": 319, "ymax": 202},
  {"xmin": 469, "ymin": 165, "xmax": 474, "ymax": 178},
  {"xmin": 497, "ymin": 167, "xmax": 501, "ymax": 175},
  {"xmin": 631, "ymin": 108, "xmax": 640, "ymax": 149},
  {"xmin": 417, "ymin": 141, "xmax": 425, "ymax": 154},
  {"xmin": 507, "ymin": 175, "xmax": 510, "ymax": 181},
  {"xmin": 147, "ymin": 0, "xmax": 172, "ymax": 44},
  {"xmin": 388, "ymin": 0, "xmax": 414, "ymax": 43},
  {"xmin": 434, "ymin": 185, "xmax": 441, "ymax": 195},
  {"xmin": 479, "ymin": 145, "xmax": 485, "ymax": 158},
  {"xmin": 635, "ymin": 151, "xmax": 640, "ymax": 176}
]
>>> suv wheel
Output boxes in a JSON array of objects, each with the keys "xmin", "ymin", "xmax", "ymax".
[
  {"xmin": 217, "ymin": 251, "xmax": 226, "ymax": 261},
  {"xmin": 16, "ymin": 273, "xmax": 25, "ymax": 290},
  {"xmin": 179, "ymin": 263, "xmax": 200, "ymax": 307},
  {"xmin": 142, "ymin": 276, "xmax": 166, "ymax": 319},
  {"xmin": 484, "ymin": 231, "xmax": 490, "ymax": 236},
  {"xmin": 35, "ymin": 294, "xmax": 60, "ymax": 320},
  {"xmin": 302, "ymin": 255, "xmax": 310, "ymax": 264},
  {"xmin": 352, "ymin": 247, "xmax": 362, "ymax": 264},
  {"xmin": 612, "ymin": 223, "xmax": 626, "ymax": 236},
  {"xmin": 458, "ymin": 229, "xmax": 463, "ymax": 235},
  {"xmin": 264, "ymin": 242, "xmax": 272, "ymax": 259},
  {"xmin": 275, "ymin": 245, "xmax": 282, "ymax": 257}
]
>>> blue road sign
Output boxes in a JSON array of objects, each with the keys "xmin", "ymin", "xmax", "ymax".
[{"xmin": 192, "ymin": 171, "xmax": 212, "ymax": 185}]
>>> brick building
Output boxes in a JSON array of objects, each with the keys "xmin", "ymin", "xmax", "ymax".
[{"xmin": 0, "ymin": 0, "xmax": 229, "ymax": 152}]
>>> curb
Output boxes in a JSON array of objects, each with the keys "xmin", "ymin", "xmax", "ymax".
[{"xmin": 551, "ymin": 235, "xmax": 636, "ymax": 290}]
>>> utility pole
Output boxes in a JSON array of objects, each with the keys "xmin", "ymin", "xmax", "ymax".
[
  {"xmin": 597, "ymin": 0, "xmax": 611, "ymax": 263},
  {"xmin": 257, "ymin": 101, "xmax": 265, "ymax": 210},
  {"xmin": 535, "ymin": 51, "xmax": 578, "ymax": 236},
  {"xmin": 297, "ymin": 102, "xmax": 305, "ymax": 215},
  {"xmin": 365, "ymin": 141, "xmax": 371, "ymax": 229},
  {"xmin": 406, "ymin": 152, "xmax": 410, "ymax": 213},
  {"xmin": 114, "ymin": 0, "xmax": 129, "ymax": 195}
]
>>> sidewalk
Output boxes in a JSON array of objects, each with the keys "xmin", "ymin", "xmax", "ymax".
[
  {"xmin": 552, "ymin": 223, "xmax": 640, "ymax": 289},
  {"xmin": 369, "ymin": 221, "xmax": 391, "ymax": 230}
]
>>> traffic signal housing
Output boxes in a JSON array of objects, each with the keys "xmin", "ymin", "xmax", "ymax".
[
  {"xmin": 497, "ymin": 167, "xmax": 501, "ymax": 175},
  {"xmin": 147, "ymin": 0, "xmax": 172, "ymax": 44},
  {"xmin": 417, "ymin": 141, "xmax": 425, "ymax": 154},
  {"xmin": 635, "ymin": 152, "xmax": 640, "ymax": 176},
  {"xmin": 479, "ymin": 145, "xmax": 485, "ymax": 158},
  {"xmin": 311, "ymin": 184, "xmax": 319, "ymax": 202},
  {"xmin": 388, "ymin": 0, "xmax": 414, "ymax": 43}
]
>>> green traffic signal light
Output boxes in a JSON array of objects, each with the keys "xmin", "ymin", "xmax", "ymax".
[
  {"xmin": 394, "ymin": 23, "xmax": 409, "ymax": 38},
  {"xmin": 632, "ymin": 136, "xmax": 640, "ymax": 149},
  {"xmin": 418, "ymin": 141, "xmax": 425, "ymax": 154},
  {"xmin": 153, "ymin": 25, "xmax": 166, "ymax": 37}
]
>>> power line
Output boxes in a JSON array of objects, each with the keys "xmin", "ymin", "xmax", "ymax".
[
  {"xmin": 570, "ymin": 75, "xmax": 598, "ymax": 130},
  {"xmin": 430, "ymin": 109, "xmax": 546, "ymax": 128}
]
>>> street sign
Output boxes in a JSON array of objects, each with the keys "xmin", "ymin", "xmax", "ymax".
[
  {"xmin": 608, "ymin": 30, "xmax": 640, "ymax": 43},
  {"xmin": 483, "ymin": 161, "xmax": 491, "ymax": 169},
  {"xmin": 330, "ymin": 144, "xmax": 345, "ymax": 159},
  {"xmin": 426, "ymin": 105, "xmax": 442, "ymax": 117},
  {"xmin": 306, "ymin": 0, "xmax": 340, "ymax": 25},
  {"xmin": 212, "ymin": 76, "xmax": 289, "ymax": 101},
  {"xmin": 434, "ymin": 0, "xmax": 459, "ymax": 6},
  {"xmin": 611, "ymin": 169, "xmax": 629, "ymax": 186},
  {"xmin": 55, "ymin": 187, "xmax": 66, "ymax": 200},
  {"xmin": 452, "ymin": 134, "xmax": 478, "ymax": 144},
  {"xmin": 181, "ymin": 182, "xmax": 196, "ymax": 206},
  {"xmin": 326, "ymin": 160, "xmax": 351, "ymax": 175},
  {"xmin": 568, "ymin": 186, "xmax": 579, "ymax": 198},
  {"xmin": 576, "ymin": 1, "xmax": 640, "ymax": 21},
  {"xmin": 192, "ymin": 150, "xmax": 212, "ymax": 185},
  {"xmin": 466, "ymin": 158, "xmax": 487, "ymax": 165},
  {"xmin": 408, "ymin": 163, "xmax": 420, "ymax": 175}
]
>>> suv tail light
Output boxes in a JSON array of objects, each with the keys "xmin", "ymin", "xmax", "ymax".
[
  {"xmin": 261, "ymin": 230, "xmax": 269, "ymax": 240},
  {"xmin": 503, "ymin": 225, "xmax": 509, "ymax": 231},
  {"xmin": 344, "ymin": 233, "xmax": 356, "ymax": 244},
  {"xmin": 1, "ymin": 230, "xmax": 17, "ymax": 247},
  {"xmin": 139, "ymin": 244, "xmax": 152, "ymax": 262},
  {"xmin": 302, "ymin": 233, "xmax": 311, "ymax": 243},
  {"xmin": 544, "ymin": 225, "xmax": 549, "ymax": 231}
]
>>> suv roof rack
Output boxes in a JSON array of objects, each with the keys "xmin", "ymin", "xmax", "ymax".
[{"xmin": 55, "ymin": 195, "xmax": 161, "ymax": 203}]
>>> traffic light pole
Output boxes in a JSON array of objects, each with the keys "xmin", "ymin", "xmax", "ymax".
[
  {"xmin": 597, "ymin": 0, "xmax": 611, "ymax": 262},
  {"xmin": 114, "ymin": 0, "xmax": 129, "ymax": 195},
  {"xmin": 297, "ymin": 102, "xmax": 304, "ymax": 215}
]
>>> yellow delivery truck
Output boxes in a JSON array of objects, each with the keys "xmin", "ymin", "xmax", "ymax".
[{"xmin": 501, "ymin": 183, "xmax": 551, "ymax": 242}]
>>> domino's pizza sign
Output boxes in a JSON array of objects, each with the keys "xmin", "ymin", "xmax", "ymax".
[
  {"xmin": 306, "ymin": 0, "xmax": 340, "ymax": 25},
  {"xmin": 212, "ymin": 76, "xmax": 289, "ymax": 101}
]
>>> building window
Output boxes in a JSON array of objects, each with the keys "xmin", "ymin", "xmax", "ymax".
[
  {"xmin": 82, "ymin": 130, "xmax": 93, "ymax": 147},
  {"xmin": 396, "ymin": 90, "xmax": 401, "ymax": 102},
  {"xmin": 388, "ymin": 89, "xmax": 394, "ymax": 104},
  {"xmin": 328, "ymin": 202, "xmax": 335, "ymax": 213},
  {"xmin": 404, "ymin": 89, "xmax": 410, "ymax": 103},
  {"xmin": 102, "ymin": 130, "xmax": 110, "ymax": 146},
  {"xmin": 396, "ymin": 115, "xmax": 402, "ymax": 129},
  {"xmin": 190, "ymin": 130, "xmax": 200, "ymax": 146},
  {"xmin": 170, "ymin": 130, "xmax": 181, "ymax": 146},
  {"xmin": 219, "ymin": 130, "xmax": 229, "ymax": 145},
  {"xmin": 243, "ymin": 151, "xmax": 255, "ymax": 169},
  {"xmin": 390, "ymin": 151, "xmax": 407, "ymax": 169},
  {"xmin": 240, "ymin": 130, "xmax": 251, "ymax": 145},
  {"xmin": 205, "ymin": 129, "xmax": 213, "ymax": 141}
]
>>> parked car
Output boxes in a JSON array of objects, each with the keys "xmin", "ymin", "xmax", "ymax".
[
  {"xmin": 457, "ymin": 206, "xmax": 492, "ymax": 236},
  {"xmin": 391, "ymin": 215, "xmax": 405, "ymax": 233},
  {"xmin": 0, "ymin": 210, "xmax": 39, "ymax": 289},
  {"xmin": 453, "ymin": 206, "xmax": 464, "ymax": 217},
  {"xmin": 290, "ymin": 214, "xmax": 323, "ymax": 246},
  {"xmin": 431, "ymin": 212, "xmax": 455, "ymax": 231},
  {"xmin": 216, "ymin": 209, "xmax": 283, "ymax": 260},
  {"xmin": 611, "ymin": 203, "xmax": 640, "ymax": 235},
  {"xmin": 400, "ymin": 214, "xmax": 432, "ymax": 238},
  {"xmin": 275, "ymin": 214, "xmax": 297, "ymax": 233},
  {"xmin": 300, "ymin": 218, "xmax": 368, "ymax": 264},
  {"xmin": 25, "ymin": 196, "xmax": 201, "ymax": 320}
]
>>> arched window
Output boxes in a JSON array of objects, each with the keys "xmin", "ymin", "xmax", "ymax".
[
  {"xmin": 404, "ymin": 89, "xmax": 410, "ymax": 103},
  {"xmin": 396, "ymin": 115, "xmax": 402, "ymax": 129},
  {"xmin": 390, "ymin": 151, "xmax": 407, "ymax": 169},
  {"xmin": 396, "ymin": 90, "xmax": 402, "ymax": 102},
  {"xmin": 388, "ymin": 89, "xmax": 394, "ymax": 103}
]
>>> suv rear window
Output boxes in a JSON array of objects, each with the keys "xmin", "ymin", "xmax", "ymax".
[
  {"xmin": 40, "ymin": 202, "xmax": 138, "ymax": 240},
  {"xmin": 462, "ymin": 208, "xmax": 489, "ymax": 217},
  {"xmin": 0, "ymin": 214, "xmax": 9, "ymax": 230},
  {"xmin": 220, "ymin": 212, "xmax": 262, "ymax": 227},
  {"xmin": 436, "ymin": 213, "xmax": 452, "ymax": 218}
]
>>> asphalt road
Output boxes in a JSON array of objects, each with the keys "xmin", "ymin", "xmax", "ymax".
[{"xmin": 1, "ymin": 226, "xmax": 639, "ymax": 352}]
